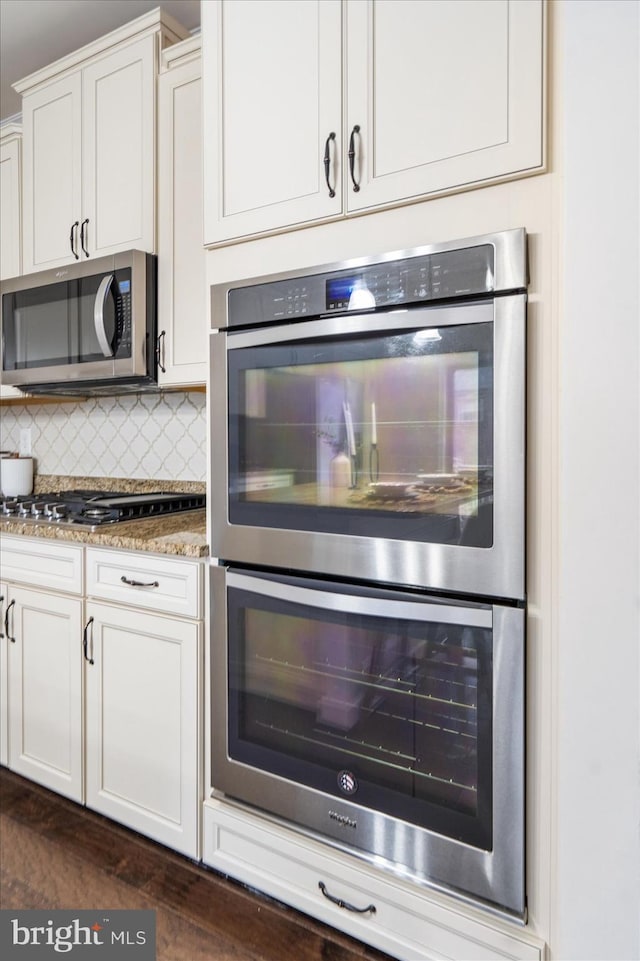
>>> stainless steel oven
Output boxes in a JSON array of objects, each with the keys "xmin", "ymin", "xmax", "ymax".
[
  {"xmin": 210, "ymin": 229, "xmax": 526, "ymax": 600},
  {"xmin": 209, "ymin": 229, "xmax": 528, "ymax": 920},
  {"xmin": 210, "ymin": 564, "xmax": 525, "ymax": 917}
]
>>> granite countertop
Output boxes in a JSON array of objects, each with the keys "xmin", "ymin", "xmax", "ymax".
[{"xmin": 0, "ymin": 475, "xmax": 209, "ymax": 558}]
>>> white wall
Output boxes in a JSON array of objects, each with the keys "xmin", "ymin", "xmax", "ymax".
[{"xmin": 555, "ymin": 2, "xmax": 640, "ymax": 958}]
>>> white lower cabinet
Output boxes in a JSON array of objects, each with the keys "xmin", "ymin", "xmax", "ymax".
[
  {"xmin": 85, "ymin": 546, "xmax": 203, "ymax": 858},
  {"xmin": 1, "ymin": 538, "xmax": 85, "ymax": 800},
  {"xmin": 1, "ymin": 581, "xmax": 10, "ymax": 767},
  {"xmin": 203, "ymin": 799, "xmax": 545, "ymax": 961},
  {"xmin": 0, "ymin": 535, "xmax": 203, "ymax": 860},
  {"xmin": 5, "ymin": 583, "xmax": 84, "ymax": 802},
  {"xmin": 84, "ymin": 599, "xmax": 201, "ymax": 858}
]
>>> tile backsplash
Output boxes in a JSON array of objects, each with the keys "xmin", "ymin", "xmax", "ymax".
[{"xmin": 0, "ymin": 392, "xmax": 206, "ymax": 482}]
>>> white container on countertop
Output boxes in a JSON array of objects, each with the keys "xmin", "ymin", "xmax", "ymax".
[{"xmin": 1, "ymin": 456, "xmax": 34, "ymax": 496}]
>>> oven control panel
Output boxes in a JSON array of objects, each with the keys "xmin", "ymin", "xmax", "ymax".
[{"xmin": 227, "ymin": 243, "xmax": 496, "ymax": 327}]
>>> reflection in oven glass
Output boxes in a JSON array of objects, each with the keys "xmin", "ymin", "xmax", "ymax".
[
  {"xmin": 236, "ymin": 607, "xmax": 489, "ymax": 818},
  {"xmin": 229, "ymin": 323, "xmax": 494, "ymax": 547}
]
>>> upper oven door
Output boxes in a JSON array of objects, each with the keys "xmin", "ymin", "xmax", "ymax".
[{"xmin": 210, "ymin": 294, "xmax": 525, "ymax": 600}]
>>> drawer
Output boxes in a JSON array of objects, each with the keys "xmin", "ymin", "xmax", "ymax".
[
  {"xmin": 86, "ymin": 548, "xmax": 202, "ymax": 618},
  {"xmin": 0, "ymin": 535, "xmax": 83, "ymax": 594},
  {"xmin": 203, "ymin": 799, "xmax": 545, "ymax": 961}
]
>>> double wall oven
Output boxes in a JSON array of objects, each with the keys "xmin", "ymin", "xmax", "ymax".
[{"xmin": 209, "ymin": 229, "xmax": 527, "ymax": 918}]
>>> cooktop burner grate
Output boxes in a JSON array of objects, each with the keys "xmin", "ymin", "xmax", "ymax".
[{"xmin": 0, "ymin": 490, "xmax": 206, "ymax": 530}]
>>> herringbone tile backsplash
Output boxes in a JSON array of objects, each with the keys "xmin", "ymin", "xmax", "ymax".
[{"xmin": 1, "ymin": 392, "xmax": 206, "ymax": 482}]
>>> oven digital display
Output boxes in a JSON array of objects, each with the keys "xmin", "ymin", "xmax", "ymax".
[{"xmin": 326, "ymin": 275, "xmax": 362, "ymax": 311}]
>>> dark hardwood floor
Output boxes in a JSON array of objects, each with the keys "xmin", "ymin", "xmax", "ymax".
[{"xmin": 0, "ymin": 768, "xmax": 398, "ymax": 961}]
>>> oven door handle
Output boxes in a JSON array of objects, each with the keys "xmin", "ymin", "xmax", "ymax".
[
  {"xmin": 94, "ymin": 273, "xmax": 116, "ymax": 358},
  {"xmin": 224, "ymin": 298, "xmax": 497, "ymax": 350},
  {"xmin": 226, "ymin": 571, "xmax": 492, "ymax": 629}
]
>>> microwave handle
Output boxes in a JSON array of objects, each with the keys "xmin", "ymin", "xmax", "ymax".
[{"xmin": 94, "ymin": 273, "xmax": 115, "ymax": 357}]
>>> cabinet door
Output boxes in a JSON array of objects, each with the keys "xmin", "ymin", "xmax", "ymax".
[
  {"xmin": 346, "ymin": 0, "xmax": 545, "ymax": 212},
  {"xmin": 0, "ymin": 130, "xmax": 24, "ymax": 398},
  {"xmin": 85, "ymin": 602, "xmax": 201, "ymax": 858},
  {"xmin": 81, "ymin": 36, "xmax": 156, "ymax": 258},
  {"xmin": 21, "ymin": 74, "xmax": 82, "ymax": 272},
  {"xmin": 6, "ymin": 586, "xmax": 83, "ymax": 801},
  {"xmin": 203, "ymin": 0, "xmax": 342, "ymax": 245},
  {"xmin": 0, "ymin": 130, "xmax": 21, "ymax": 281},
  {"xmin": 0, "ymin": 582, "xmax": 8, "ymax": 766},
  {"xmin": 157, "ymin": 52, "xmax": 207, "ymax": 386}
]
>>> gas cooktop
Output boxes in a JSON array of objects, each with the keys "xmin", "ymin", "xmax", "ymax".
[{"xmin": 0, "ymin": 489, "xmax": 206, "ymax": 532}]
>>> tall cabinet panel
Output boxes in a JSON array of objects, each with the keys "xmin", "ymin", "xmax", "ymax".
[
  {"xmin": 0, "ymin": 124, "xmax": 23, "ymax": 281},
  {"xmin": 203, "ymin": 0, "xmax": 343, "ymax": 245},
  {"xmin": 345, "ymin": 0, "xmax": 545, "ymax": 212},
  {"xmin": 157, "ymin": 38, "xmax": 207, "ymax": 386},
  {"xmin": 0, "ymin": 124, "xmax": 24, "ymax": 399}
]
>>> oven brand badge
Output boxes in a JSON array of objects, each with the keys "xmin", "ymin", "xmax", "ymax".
[{"xmin": 337, "ymin": 770, "xmax": 358, "ymax": 796}]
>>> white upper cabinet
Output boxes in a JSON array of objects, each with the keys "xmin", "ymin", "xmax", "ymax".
[
  {"xmin": 202, "ymin": 0, "xmax": 545, "ymax": 245},
  {"xmin": 0, "ymin": 124, "xmax": 22, "ymax": 281},
  {"xmin": 80, "ymin": 38, "xmax": 157, "ymax": 260},
  {"xmin": 203, "ymin": 0, "xmax": 343, "ymax": 245},
  {"xmin": 17, "ymin": 10, "xmax": 188, "ymax": 274},
  {"xmin": 0, "ymin": 124, "xmax": 24, "ymax": 399},
  {"xmin": 157, "ymin": 38, "xmax": 207, "ymax": 387},
  {"xmin": 345, "ymin": 0, "xmax": 545, "ymax": 212}
]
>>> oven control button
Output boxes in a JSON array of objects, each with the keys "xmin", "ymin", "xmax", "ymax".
[{"xmin": 337, "ymin": 770, "xmax": 358, "ymax": 796}]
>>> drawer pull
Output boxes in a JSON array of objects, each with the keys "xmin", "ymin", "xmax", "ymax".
[
  {"xmin": 318, "ymin": 881, "xmax": 376, "ymax": 915},
  {"xmin": 120, "ymin": 576, "xmax": 160, "ymax": 588}
]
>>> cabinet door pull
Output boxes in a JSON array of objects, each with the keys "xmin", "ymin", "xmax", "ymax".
[
  {"xmin": 120, "ymin": 576, "xmax": 160, "ymax": 588},
  {"xmin": 5, "ymin": 599, "xmax": 16, "ymax": 643},
  {"xmin": 83, "ymin": 616, "xmax": 94, "ymax": 664},
  {"xmin": 318, "ymin": 881, "xmax": 376, "ymax": 915},
  {"xmin": 156, "ymin": 331, "xmax": 166, "ymax": 373},
  {"xmin": 348, "ymin": 125, "xmax": 361, "ymax": 193},
  {"xmin": 80, "ymin": 218, "xmax": 90, "ymax": 257},
  {"xmin": 70, "ymin": 221, "xmax": 80, "ymax": 259},
  {"xmin": 323, "ymin": 132, "xmax": 336, "ymax": 198},
  {"xmin": 0, "ymin": 594, "xmax": 4, "ymax": 639}
]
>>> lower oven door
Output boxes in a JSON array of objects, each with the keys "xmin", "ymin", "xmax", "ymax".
[{"xmin": 211, "ymin": 564, "xmax": 525, "ymax": 918}]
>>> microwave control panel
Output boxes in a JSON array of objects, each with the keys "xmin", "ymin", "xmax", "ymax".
[{"xmin": 114, "ymin": 272, "xmax": 132, "ymax": 357}]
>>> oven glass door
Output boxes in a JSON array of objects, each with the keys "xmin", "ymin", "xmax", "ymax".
[
  {"xmin": 2, "ymin": 268, "xmax": 132, "ymax": 374},
  {"xmin": 212, "ymin": 566, "xmax": 525, "ymax": 914},
  {"xmin": 226, "ymin": 303, "xmax": 493, "ymax": 547},
  {"xmin": 212, "ymin": 296, "xmax": 524, "ymax": 599}
]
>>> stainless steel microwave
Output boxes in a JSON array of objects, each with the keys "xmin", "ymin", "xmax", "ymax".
[{"xmin": 1, "ymin": 250, "xmax": 157, "ymax": 396}]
